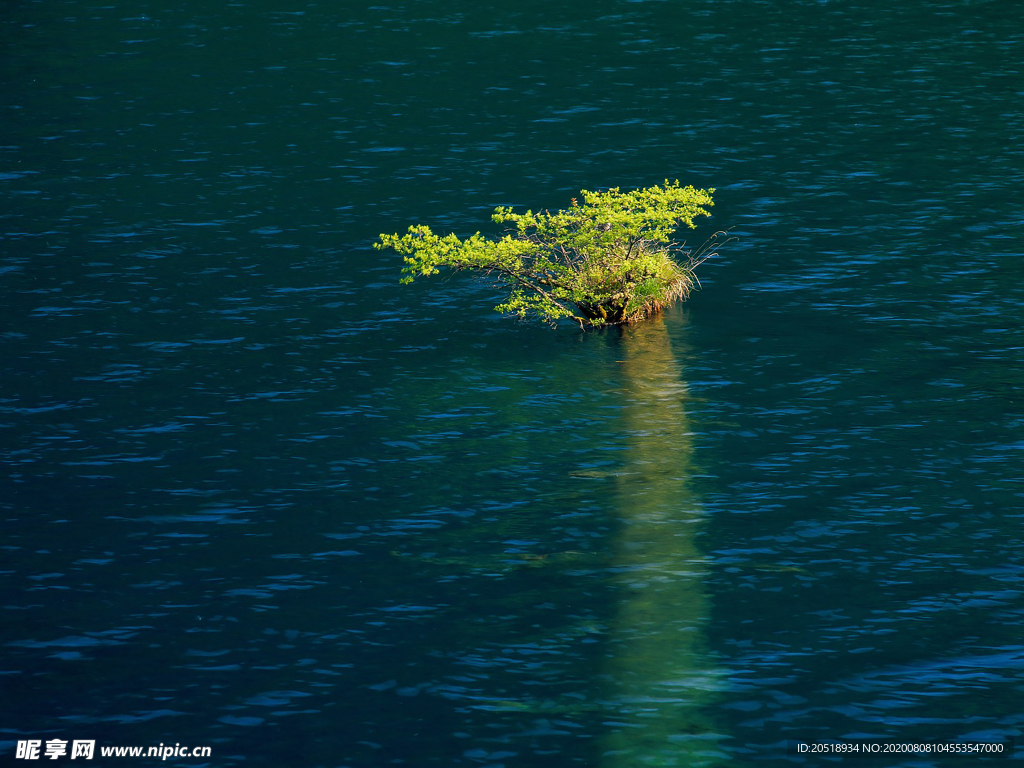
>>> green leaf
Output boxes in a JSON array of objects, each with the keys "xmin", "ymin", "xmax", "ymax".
[{"xmin": 376, "ymin": 182, "xmax": 728, "ymax": 328}]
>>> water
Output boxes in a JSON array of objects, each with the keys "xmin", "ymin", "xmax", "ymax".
[{"xmin": 2, "ymin": 0, "xmax": 1022, "ymax": 765}]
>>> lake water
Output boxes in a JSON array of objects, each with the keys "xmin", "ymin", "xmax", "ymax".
[{"xmin": 2, "ymin": 0, "xmax": 1023, "ymax": 765}]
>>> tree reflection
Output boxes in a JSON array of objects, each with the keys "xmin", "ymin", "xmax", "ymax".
[{"xmin": 600, "ymin": 315, "xmax": 731, "ymax": 767}]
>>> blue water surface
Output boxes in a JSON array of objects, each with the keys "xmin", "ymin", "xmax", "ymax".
[{"xmin": 2, "ymin": 0, "xmax": 1022, "ymax": 765}]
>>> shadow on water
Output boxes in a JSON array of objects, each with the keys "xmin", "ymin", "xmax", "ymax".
[{"xmin": 599, "ymin": 315, "xmax": 732, "ymax": 767}]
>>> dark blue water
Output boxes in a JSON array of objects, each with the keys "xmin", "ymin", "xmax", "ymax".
[{"xmin": 3, "ymin": 1, "xmax": 1023, "ymax": 765}]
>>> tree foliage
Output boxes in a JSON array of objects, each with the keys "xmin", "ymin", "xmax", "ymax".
[{"xmin": 375, "ymin": 180, "xmax": 728, "ymax": 328}]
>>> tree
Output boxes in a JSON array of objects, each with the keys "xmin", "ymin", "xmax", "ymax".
[{"xmin": 375, "ymin": 180, "xmax": 729, "ymax": 328}]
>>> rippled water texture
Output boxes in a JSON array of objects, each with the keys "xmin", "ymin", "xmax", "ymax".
[{"xmin": 2, "ymin": 0, "xmax": 1022, "ymax": 765}]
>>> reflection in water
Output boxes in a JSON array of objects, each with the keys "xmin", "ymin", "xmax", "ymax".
[{"xmin": 600, "ymin": 316, "xmax": 730, "ymax": 767}]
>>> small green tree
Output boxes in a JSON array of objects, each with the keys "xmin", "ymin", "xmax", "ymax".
[{"xmin": 375, "ymin": 180, "xmax": 728, "ymax": 328}]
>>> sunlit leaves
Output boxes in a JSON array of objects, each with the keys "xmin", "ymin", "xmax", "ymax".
[{"xmin": 375, "ymin": 181, "xmax": 719, "ymax": 328}]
